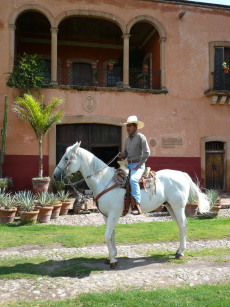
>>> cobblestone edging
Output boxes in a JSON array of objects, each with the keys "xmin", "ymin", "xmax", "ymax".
[{"xmin": 0, "ymin": 210, "xmax": 229, "ymax": 304}]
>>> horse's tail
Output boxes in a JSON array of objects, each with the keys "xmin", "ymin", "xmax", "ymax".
[{"xmin": 184, "ymin": 173, "xmax": 210, "ymax": 213}]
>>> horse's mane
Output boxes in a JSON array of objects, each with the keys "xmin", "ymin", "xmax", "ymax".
[{"xmin": 78, "ymin": 147, "xmax": 115, "ymax": 181}]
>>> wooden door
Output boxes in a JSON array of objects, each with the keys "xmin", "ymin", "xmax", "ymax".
[
  {"xmin": 205, "ymin": 152, "xmax": 225, "ymax": 189},
  {"xmin": 56, "ymin": 123, "xmax": 121, "ymax": 167}
]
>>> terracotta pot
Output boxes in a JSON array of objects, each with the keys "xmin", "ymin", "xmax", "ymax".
[
  {"xmin": 143, "ymin": 65, "xmax": 149, "ymax": 73},
  {"xmin": 36, "ymin": 206, "xmax": 53, "ymax": 223},
  {"xmin": 32, "ymin": 178, "xmax": 50, "ymax": 195},
  {"xmin": 0, "ymin": 208, "xmax": 17, "ymax": 224},
  {"xmin": 60, "ymin": 201, "xmax": 71, "ymax": 215},
  {"xmin": 20, "ymin": 210, "xmax": 39, "ymax": 223},
  {"xmin": 210, "ymin": 205, "xmax": 222, "ymax": 215},
  {"xmin": 108, "ymin": 64, "xmax": 114, "ymax": 70},
  {"xmin": 224, "ymin": 68, "xmax": 229, "ymax": 74},
  {"xmin": 51, "ymin": 203, "xmax": 62, "ymax": 219},
  {"xmin": 185, "ymin": 203, "xmax": 198, "ymax": 217}
]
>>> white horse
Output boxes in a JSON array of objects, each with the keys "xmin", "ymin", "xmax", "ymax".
[{"xmin": 53, "ymin": 142, "xmax": 210, "ymax": 268}]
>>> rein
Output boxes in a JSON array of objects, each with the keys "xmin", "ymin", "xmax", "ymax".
[{"xmin": 61, "ymin": 153, "xmax": 119, "ymax": 195}]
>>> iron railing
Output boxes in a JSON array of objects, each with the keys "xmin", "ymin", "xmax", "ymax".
[
  {"xmin": 212, "ymin": 69, "xmax": 230, "ymax": 91},
  {"xmin": 56, "ymin": 65, "xmax": 161, "ymax": 90}
]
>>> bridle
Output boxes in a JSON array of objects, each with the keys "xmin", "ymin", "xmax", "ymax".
[{"xmin": 56, "ymin": 149, "xmax": 119, "ymax": 187}]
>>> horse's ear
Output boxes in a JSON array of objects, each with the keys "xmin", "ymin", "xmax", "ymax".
[{"xmin": 72, "ymin": 141, "xmax": 81, "ymax": 152}]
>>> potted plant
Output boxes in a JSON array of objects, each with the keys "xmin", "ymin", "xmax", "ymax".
[
  {"xmin": 0, "ymin": 191, "xmax": 17, "ymax": 224},
  {"xmin": 91, "ymin": 60, "xmax": 98, "ymax": 69},
  {"xmin": 185, "ymin": 194, "xmax": 198, "ymax": 217},
  {"xmin": 13, "ymin": 94, "xmax": 64, "ymax": 194},
  {"xmin": 137, "ymin": 73, "xmax": 150, "ymax": 89},
  {"xmin": 206, "ymin": 189, "xmax": 221, "ymax": 216},
  {"xmin": 222, "ymin": 62, "xmax": 229, "ymax": 74},
  {"xmin": 51, "ymin": 179, "xmax": 65, "ymax": 193},
  {"xmin": 36, "ymin": 192, "xmax": 57, "ymax": 223},
  {"xmin": 58, "ymin": 190, "xmax": 72, "ymax": 215},
  {"xmin": 0, "ymin": 177, "xmax": 13, "ymax": 192},
  {"xmin": 15, "ymin": 191, "xmax": 39, "ymax": 223},
  {"xmin": 108, "ymin": 60, "xmax": 116, "ymax": 70},
  {"xmin": 143, "ymin": 64, "xmax": 149, "ymax": 73}
]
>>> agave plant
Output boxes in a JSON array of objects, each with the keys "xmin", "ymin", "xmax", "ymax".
[
  {"xmin": 37, "ymin": 192, "xmax": 58, "ymax": 207},
  {"xmin": 57, "ymin": 190, "xmax": 72, "ymax": 202},
  {"xmin": 15, "ymin": 191, "xmax": 35, "ymax": 212},
  {"xmin": 205, "ymin": 189, "xmax": 220, "ymax": 208},
  {"xmin": 0, "ymin": 191, "xmax": 17, "ymax": 209}
]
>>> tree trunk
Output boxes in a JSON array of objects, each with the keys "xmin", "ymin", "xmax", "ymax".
[{"xmin": 39, "ymin": 136, "xmax": 43, "ymax": 178}]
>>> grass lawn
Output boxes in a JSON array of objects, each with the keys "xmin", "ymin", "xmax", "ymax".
[
  {"xmin": 3, "ymin": 282, "xmax": 230, "ymax": 307},
  {"xmin": 0, "ymin": 218, "xmax": 229, "ymax": 250}
]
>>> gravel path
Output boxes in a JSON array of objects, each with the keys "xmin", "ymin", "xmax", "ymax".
[{"xmin": 0, "ymin": 209, "xmax": 229, "ymax": 304}]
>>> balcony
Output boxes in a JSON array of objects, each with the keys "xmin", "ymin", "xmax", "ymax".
[
  {"xmin": 56, "ymin": 64, "xmax": 162, "ymax": 91},
  {"xmin": 212, "ymin": 69, "xmax": 230, "ymax": 91}
]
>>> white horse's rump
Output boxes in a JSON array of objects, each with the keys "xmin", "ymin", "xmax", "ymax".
[{"xmin": 53, "ymin": 142, "xmax": 210, "ymax": 268}]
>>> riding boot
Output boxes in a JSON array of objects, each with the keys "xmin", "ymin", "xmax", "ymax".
[{"xmin": 131, "ymin": 196, "xmax": 142, "ymax": 215}]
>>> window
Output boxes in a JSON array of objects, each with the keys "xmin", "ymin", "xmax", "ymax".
[
  {"xmin": 72, "ymin": 63, "xmax": 93, "ymax": 86},
  {"xmin": 214, "ymin": 46, "xmax": 230, "ymax": 90}
]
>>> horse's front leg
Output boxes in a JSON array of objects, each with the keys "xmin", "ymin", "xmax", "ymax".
[{"xmin": 104, "ymin": 212, "xmax": 120, "ymax": 268}]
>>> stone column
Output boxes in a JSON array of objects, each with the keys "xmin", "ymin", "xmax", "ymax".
[
  {"xmin": 51, "ymin": 27, "xmax": 59, "ymax": 85},
  {"xmin": 160, "ymin": 37, "xmax": 167, "ymax": 90},
  {"xmin": 9, "ymin": 24, "xmax": 16, "ymax": 71},
  {"xmin": 123, "ymin": 34, "xmax": 130, "ymax": 88}
]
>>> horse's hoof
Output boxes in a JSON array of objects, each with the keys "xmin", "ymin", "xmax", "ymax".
[
  {"xmin": 110, "ymin": 262, "xmax": 117, "ymax": 269},
  {"xmin": 104, "ymin": 259, "xmax": 110, "ymax": 265},
  {"xmin": 175, "ymin": 253, "xmax": 184, "ymax": 260}
]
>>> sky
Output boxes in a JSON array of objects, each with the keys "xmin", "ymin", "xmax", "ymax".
[{"xmin": 188, "ymin": 0, "xmax": 230, "ymax": 5}]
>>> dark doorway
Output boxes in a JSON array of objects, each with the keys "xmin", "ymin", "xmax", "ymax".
[
  {"xmin": 205, "ymin": 141, "xmax": 225, "ymax": 190},
  {"xmin": 56, "ymin": 123, "xmax": 121, "ymax": 167}
]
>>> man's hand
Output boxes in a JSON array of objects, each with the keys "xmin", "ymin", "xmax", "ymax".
[{"xmin": 118, "ymin": 152, "xmax": 124, "ymax": 159}]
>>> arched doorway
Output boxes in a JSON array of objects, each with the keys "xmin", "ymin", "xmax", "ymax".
[
  {"xmin": 205, "ymin": 141, "xmax": 225, "ymax": 189},
  {"xmin": 56, "ymin": 123, "xmax": 121, "ymax": 167}
]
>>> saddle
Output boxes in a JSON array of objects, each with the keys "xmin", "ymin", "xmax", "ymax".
[
  {"xmin": 94, "ymin": 162, "xmax": 157, "ymax": 217},
  {"xmin": 115, "ymin": 162, "xmax": 157, "ymax": 216}
]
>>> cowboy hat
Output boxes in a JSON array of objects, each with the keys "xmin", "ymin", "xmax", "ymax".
[{"xmin": 123, "ymin": 115, "xmax": 144, "ymax": 129}]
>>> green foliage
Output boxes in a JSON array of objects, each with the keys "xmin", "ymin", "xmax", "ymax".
[
  {"xmin": 37, "ymin": 192, "xmax": 58, "ymax": 207},
  {"xmin": 205, "ymin": 189, "xmax": 220, "ymax": 207},
  {"xmin": 13, "ymin": 94, "xmax": 64, "ymax": 140},
  {"xmin": 13, "ymin": 94, "xmax": 64, "ymax": 177},
  {"xmin": 137, "ymin": 72, "xmax": 149, "ymax": 80},
  {"xmin": 15, "ymin": 191, "xmax": 35, "ymax": 212},
  {"xmin": 57, "ymin": 190, "xmax": 72, "ymax": 202},
  {"xmin": 7, "ymin": 53, "xmax": 50, "ymax": 93},
  {"xmin": 0, "ymin": 191, "xmax": 17, "ymax": 209},
  {"xmin": 0, "ymin": 177, "xmax": 13, "ymax": 190},
  {"xmin": 51, "ymin": 179, "xmax": 65, "ymax": 192}
]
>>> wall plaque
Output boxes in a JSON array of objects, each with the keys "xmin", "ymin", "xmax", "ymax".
[
  {"xmin": 162, "ymin": 137, "xmax": 183, "ymax": 148},
  {"xmin": 84, "ymin": 95, "xmax": 96, "ymax": 113}
]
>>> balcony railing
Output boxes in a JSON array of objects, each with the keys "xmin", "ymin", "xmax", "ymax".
[
  {"xmin": 56, "ymin": 65, "xmax": 161, "ymax": 90},
  {"xmin": 213, "ymin": 69, "xmax": 230, "ymax": 91}
]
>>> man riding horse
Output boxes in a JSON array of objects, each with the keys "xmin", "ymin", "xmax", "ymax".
[{"xmin": 118, "ymin": 115, "xmax": 150, "ymax": 215}]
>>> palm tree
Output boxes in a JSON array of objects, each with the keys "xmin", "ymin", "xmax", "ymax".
[{"xmin": 13, "ymin": 94, "xmax": 64, "ymax": 178}]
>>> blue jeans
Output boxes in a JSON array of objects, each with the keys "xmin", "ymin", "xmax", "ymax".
[{"xmin": 128, "ymin": 163, "xmax": 145, "ymax": 204}]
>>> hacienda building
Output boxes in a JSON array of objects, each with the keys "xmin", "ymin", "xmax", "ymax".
[{"xmin": 0, "ymin": 0, "xmax": 230, "ymax": 191}]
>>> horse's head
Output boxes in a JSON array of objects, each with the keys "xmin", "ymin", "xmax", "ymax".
[{"xmin": 53, "ymin": 141, "xmax": 81, "ymax": 181}]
